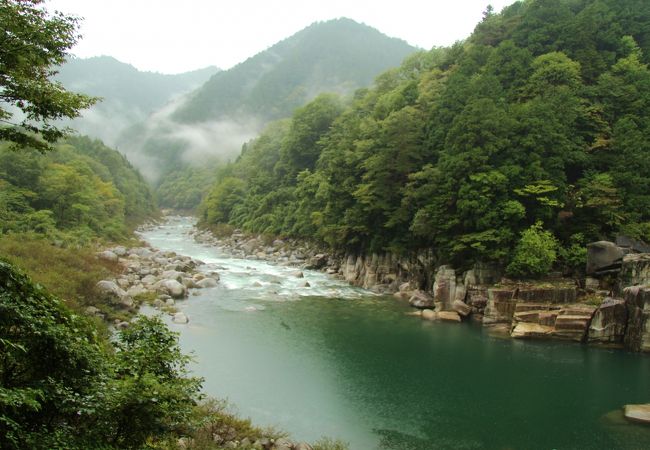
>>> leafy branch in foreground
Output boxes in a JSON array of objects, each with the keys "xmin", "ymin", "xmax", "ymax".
[{"xmin": 0, "ymin": 0, "xmax": 98, "ymax": 151}]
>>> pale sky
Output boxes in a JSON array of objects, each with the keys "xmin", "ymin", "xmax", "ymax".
[{"xmin": 47, "ymin": 0, "xmax": 519, "ymax": 74}]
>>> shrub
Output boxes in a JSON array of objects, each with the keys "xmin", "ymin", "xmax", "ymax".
[{"xmin": 506, "ymin": 222, "xmax": 558, "ymax": 279}]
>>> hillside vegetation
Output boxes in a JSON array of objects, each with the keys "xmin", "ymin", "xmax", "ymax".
[
  {"xmin": 117, "ymin": 18, "xmax": 417, "ymax": 208},
  {"xmin": 200, "ymin": 0, "xmax": 650, "ymax": 277},
  {"xmin": 56, "ymin": 56, "xmax": 219, "ymax": 145}
]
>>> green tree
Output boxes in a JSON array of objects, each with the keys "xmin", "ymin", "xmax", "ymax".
[
  {"xmin": 507, "ymin": 221, "xmax": 559, "ymax": 279},
  {"xmin": 0, "ymin": 0, "xmax": 97, "ymax": 151}
]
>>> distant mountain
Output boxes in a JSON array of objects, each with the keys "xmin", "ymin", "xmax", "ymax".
[
  {"xmin": 118, "ymin": 18, "xmax": 418, "ymax": 182},
  {"xmin": 172, "ymin": 18, "xmax": 418, "ymax": 123},
  {"xmin": 56, "ymin": 56, "xmax": 219, "ymax": 145}
]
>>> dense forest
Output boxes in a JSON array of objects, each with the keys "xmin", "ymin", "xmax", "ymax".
[
  {"xmin": 0, "ymin": 136, "xmax": 157, "ymax": 244},
  {"xmin": 200, "ymin": 0, "xmax": 650, "ymax": 277},
  {"xmin": 116, "ymin": 18, "xmax": 417, "ymax": 209}
]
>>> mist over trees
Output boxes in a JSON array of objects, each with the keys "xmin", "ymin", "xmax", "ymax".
[
  {"xmin": 200, "ymin": 0, "xmax": 650, "ymax": 276},
  {"xmin": 115, "ymin": 18, "xmax": 417, "ymax": 207},
  {"xmin": 55, "ymin": 56, "xmax": 219, "ymax": 146}
]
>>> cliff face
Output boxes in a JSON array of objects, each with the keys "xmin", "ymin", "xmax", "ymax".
[
  {"xmin": 193, "ymin": 226, "xmax": 650, "ymax": 354},
  {"xmin": 335, "ymin": 248, "xmax": 650, "ymax": 354}
]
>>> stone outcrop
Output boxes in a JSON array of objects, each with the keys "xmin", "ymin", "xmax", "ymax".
[
  {"xmin": 586, "ymin": 241, "xmax": 627, "ymax": 275},
  {"xmin": 92, "ymin": 243, "xmax": 219, "ymax": 325},
  {"xmin": 623, "ymin": 286, "xmax": 650, "ymax": 352},
  {"xmin": 588, "ymin": 298, "xmax": 627, "ymax": 345},
  {"xmin": 408, "ymin": 290, "xmax": 434, "ymax": 309},
  {"xmin": 483, "ymin": 288, "xmax": 517, "ymax": 324},
  {"xmin": 618, "ymin": 254, "xmax": 650, "ymax": 291},
  {"xmin": 433, "ymin": 266, "xmax": 465, "ymax": 310},
  {"xmin": 510, "ymin": 303, "xmax": 596, "ymax": 342}
]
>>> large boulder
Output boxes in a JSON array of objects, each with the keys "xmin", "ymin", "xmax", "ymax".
[
  {"xmin": 156, "ymin": 279, "xmax": 187, "ymax": 299},
  {"xmin": 408, "ymin": 290, "xmax": 434, "ymax": 309},
  {"xmin": 196, "ymin": 277, "xmax": 218, "ymax": 288},
  {"xmin": 305, "ymin": 253, "xmax": 328, "ymax": 270},
  {"xmin": 96, "ymin": 280, "xmax": 130, "ymax": 305},
  {"xmin": 588, "ymin": 298, "xmax": 628, "ymax": 345},
  {"xmin": 452, "ymin": 300, "xmax": 472, "ymax": 317},
  {"xmin": 586, "ymin": 241, "xmax": 627, "ymax": 275},
  {"xmin": 172, "ymin": 312, "xmax": 189, "ymax": 324},
  {"xmin": 437, "ymin": 311, "xmax": 462, "ymax": 322},
  {"xmin": 161, "ymin": 270, "xmax": 184, "ymax": 282},
  {"xmin": 97, "ymin": 250, "xmax": 118, "ymax": 262}
]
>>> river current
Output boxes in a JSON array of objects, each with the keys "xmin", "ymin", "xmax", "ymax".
[{"xmin": 140, "ymin": 216, "xmax": 650, "ymax": 449}]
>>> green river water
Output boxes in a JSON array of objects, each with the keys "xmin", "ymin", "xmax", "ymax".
[{"xmin": 141, "ymin": 217, "xmax": 650, "ymax": 449}]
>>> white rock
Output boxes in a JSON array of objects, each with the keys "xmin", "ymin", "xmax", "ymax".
[
  {"xmin": 172, "ymin": 312, "xmax": 189, "ymax": 324},
  {"xmin": 196, "ymin": 277, "xmax": 218, "ymax": 288}
]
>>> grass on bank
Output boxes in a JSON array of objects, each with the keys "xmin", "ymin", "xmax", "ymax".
[{"xmin": 0, "ymin": 232, "xmax": 124, "ymax": 319}]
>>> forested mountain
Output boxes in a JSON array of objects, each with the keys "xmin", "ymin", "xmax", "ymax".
[
  {"xmin": 172, "ymin": 18, "xmax": 417, "ymax": 123},
  {"xmin": 200, "ymin": 0, "xmax": 650, "ymax": 277},
  {"xmin": 117, "ymin": 18, "xmax": 417, "ymax": 206},
  {"xmin": 56, "ymin": 56, "xmax": 219, "ymax": 145},
  {"xmin": 0, "ymin": 136, "xmax": 157, "ymax": 243}
]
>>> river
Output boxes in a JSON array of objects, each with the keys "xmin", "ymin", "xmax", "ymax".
[{"xmin": 140, "ymin": 216, "xmax": 650, "ymax": 449}]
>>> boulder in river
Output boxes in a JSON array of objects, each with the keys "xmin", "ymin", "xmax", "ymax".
[
  {"xmin": 196, "ymin": 277, "xmax": 218, "ymax": 288},
  {"xmin": 422, "ymin": 309, "xmax": 437, "ymax": 321},
  {"xmin": 156, "ymin": 279, "xmax": 187, "ymax": 299},
  {"xmin": 623, "ymin": 404, "xmax": 650, "ymax": 425},
  {"xmin": 172, "ymin": 312, "xmax": 189, "ymax": 324},
  {"xmin": 408, "ymin": 290, "xmax": 434, "ymax": 309}
]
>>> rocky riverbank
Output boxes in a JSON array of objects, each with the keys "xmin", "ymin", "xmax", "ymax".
[
  {"xmin": 192, "ymin": 225, "xmax": 650, "ymax": 355},
  {"xmin": 92, "ymin": 244, "xmax": 220, "ymax": 327}
]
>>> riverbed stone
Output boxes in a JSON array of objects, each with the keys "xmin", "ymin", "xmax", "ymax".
[
  {"xmin": 161, "ymin": 270, "xmax": 184, "ymax": 282},
  {"xmin": 196, "ymin": 277, "xmax": 218, "ymax": 288},
  {"xmin": 96, "ymin": 280, "xmax": 130, "ymax": 305},
  {"xmin": 172, "ymin": 312, "xmax": 189, "ymax": 324},
  {"xmin": 437, "ymin": 311, "xmax": 462, "ymax": 322},
  {"xmin": 452, "ymin": 300, "xmax": 472, "ymax": 317},
  {"xmin": 156, "ymin": 279, "xmax": 187, "ymax": 299},
  {"xmin": 422, "ymin": 309, "xmax": 437, "ymax": 321},
  {"xmin": 623, "ymin": 404, "xmax": 650, "ymax": 424},
  {"xmin": 511, "ymin": 322, "xmax": 554, "ymax": 339},
  {"xmin": 408, "ymin": 290, "xmax": 434, "ymax": 309},
  {"xmin": 272, "ymin": 438, "xmax": 294, "ymax": 450},
  {"xmin": 97, "ymin": 250, "xmax": 118, "ymax": 262}
]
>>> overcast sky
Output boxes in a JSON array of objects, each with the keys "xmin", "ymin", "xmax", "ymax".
[{"xmin": 47, "ymin": 0, "xmax": 518, "ymax": 74}]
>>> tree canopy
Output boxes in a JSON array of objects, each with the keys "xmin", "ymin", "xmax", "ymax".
[
  {"xmin": 199, "ymin": 0, "xmax": 650, "ymax": 277},
  {"xmin": 0, "ymin": 0, "xmax": 97, "ymax": 151}
]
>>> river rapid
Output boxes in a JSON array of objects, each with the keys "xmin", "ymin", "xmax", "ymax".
[{"xmin": 140, "ymin": 216, "xmax": 650, "ymax": 450}]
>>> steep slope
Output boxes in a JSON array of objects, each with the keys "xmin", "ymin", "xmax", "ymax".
[
  {"xmin": 173, "ymin": 18, "xmax": 417, "ymax": 123},
  {"xmin": 118, "ymin": 18, "xmax": 417, "ymax": 188},
  {"xmin": 56, "ymin": 56, "xmax": 219, "ymax": 145},
  {"xmin": 199, "ymin": 0, "xmax": 650, "ymax": 277}
]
